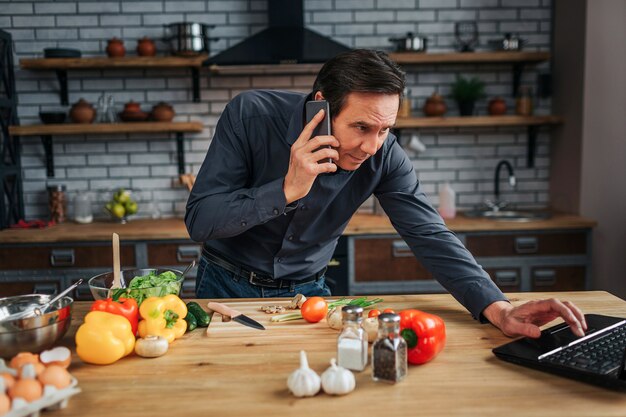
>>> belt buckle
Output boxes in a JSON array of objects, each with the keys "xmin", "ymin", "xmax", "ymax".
[{"xmin": 248, "ymin": 271, "xmax": 275, "ymax": 288}]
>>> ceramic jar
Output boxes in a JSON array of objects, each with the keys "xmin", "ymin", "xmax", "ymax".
[
  {"xmin": 151, "ymin": 102, "xmax": 175, "ymax": 122},
  {"xmin": 488, "ymin": 97, "xmax": 507, "ymax": 116},
  {"xmin": 69, "ymin": 98, "xmax": 96, "ymax": 124},
  {"xmin": 123, "ymin": 101, "xmax": 141, "ymax": 114},
  {"xmin": 136, "ymin": 37, "xmax": 156, "ymax": 57},
  {"xmin": 422, "ymin": 93, "xmax": 447, "ymax": 117},
  {"xmin": 106, "ymin": 38, "xmax": 125, "ymax": 58}
]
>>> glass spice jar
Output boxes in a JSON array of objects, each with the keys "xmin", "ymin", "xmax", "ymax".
[
  {"xmin": 372, "ymin": 313, "xmax": 407, "ymax": 384},
  {"xmin": 337, "ymin": 305, "xmax": 368, "ymax": 371},
  {"xmin": 47, "ymin": 184, "xmax": 67, "ymax": 223},
  {"xmin": 397, "ymin": 87, "xmax": 412, "ymax": 118},
  {"xmin": 515, "ymin": 86, "xmax": 533, "ymax": 116}
]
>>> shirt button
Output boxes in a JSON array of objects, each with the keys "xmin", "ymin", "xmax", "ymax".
[
  {"xmin": 241, "ymin": 221, "xmax": 247, "ymax": 227},
  {"xmin": 273, "ymin": 208, "xmax": 279, "ymax": 215},
  {"xmin": 288, "ymin": 235, "xmax": 294, "ymax": 241},
  {"xmin": 277, "ymin": 257, "xmax": 283, "ymax": 263}
]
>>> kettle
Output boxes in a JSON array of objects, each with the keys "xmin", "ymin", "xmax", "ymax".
[{"xmin": 389, "ymin": 32, "xmax": 428, "ymax": 52}]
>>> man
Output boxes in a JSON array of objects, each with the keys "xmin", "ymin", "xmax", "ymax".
[{"xmin": 186, "ymin": 49, "xmax": 587, "ymax": 339}]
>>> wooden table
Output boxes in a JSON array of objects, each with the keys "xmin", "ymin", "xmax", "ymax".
[{"xmin": 55, "ymin": 291, "xmax": 625, "ymax": 417}]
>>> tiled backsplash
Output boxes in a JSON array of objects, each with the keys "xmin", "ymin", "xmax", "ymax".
[{"xmin": 4, "ymin": 0, "xmax": 553, "ymax": 220}]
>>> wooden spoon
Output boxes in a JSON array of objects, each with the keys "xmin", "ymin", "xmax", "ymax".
[{"xmin": 110, "ymin": 232, "xmax": 122, "ymax": 297}]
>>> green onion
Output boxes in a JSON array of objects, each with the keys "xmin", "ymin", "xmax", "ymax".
[{"xmin": 269, "ymin": 297, "xmax": 383, "ymax": 323}]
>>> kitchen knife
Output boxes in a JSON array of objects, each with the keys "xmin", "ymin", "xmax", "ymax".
[{"xmin": 207, "ymin": 302, "xmax": 265, "ymax": 330}]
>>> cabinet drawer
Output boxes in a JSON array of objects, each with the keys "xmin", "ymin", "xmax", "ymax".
[
  {"xmin": 530, "ymin": 266, "xmax": 585, "ymax": 291},
  {"xmin": 484, "ymin": 268, "xmax": 521, "ymax": 292},
  {"xmin": 0, "ymin": 279, "xmax": 62, "ymax": 297},
  {"xmin": 354, "ymin": 238, "xmax": 432, "ymax": 282},
  {"xmin": 0, "ymin": 244, "xmax": 136, "ymax": 270},
  {"xmin": 466, "ymin": 232, "xmax": 587, "ymax": 257},
  {"xmin": 147, "ymin": 243, "xmax": 202, "ymax": 266}
]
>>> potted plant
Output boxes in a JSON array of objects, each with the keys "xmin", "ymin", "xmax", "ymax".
[{"xmin": 451, "ymin": 76, "xmax": 486, "ymax": 116}]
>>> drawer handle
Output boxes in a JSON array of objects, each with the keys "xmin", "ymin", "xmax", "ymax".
[
  {"xmin": 74, "ymin": 285, "xmax": 94, "ymax": 301},
  {"xmin": 392, "ymin": 240, "xmax": 412, "ymax": 257},
  {"xmin": 533, "ymin": 269, "xmax": 556, "ymax": 287},
  {"xmin": 515, "ymin": 237, "xmax": 538, "ymax": 254},
  {"xmin": 494, "ymin": 270, "xmax": 519, "ymax": 286},
  {"xmin": 33, "ymin": 283, "xmax": 59, "ymax": 294},
  {"xmin": 50, "ymin": 249, "xmax": 75, "ymax": 267},
  {"xmin": 328, "ymin": 258, "xmax": 340, "ymax": 267},
  {"xmin": 176, "ymin": 245, "xmax": 201, "ymax": 263}
]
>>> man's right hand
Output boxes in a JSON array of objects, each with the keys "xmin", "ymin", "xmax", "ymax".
[{"xmin": 283, "ymin": 109, "xmax": 340, "ymax": 204}]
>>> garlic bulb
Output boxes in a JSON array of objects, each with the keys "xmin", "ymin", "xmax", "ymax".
[
  {"xmin": 326, "ymin": 307, "xmax": 343, "ymax": 330},
  {"xmin": 287, "ymin": 350, "xmax": 321, "ymax": 397},
  {"xmin": 321, "ymin": 358, "xmax": 355, "ymax": 395},
  {"xmin": 362, "ymin": 317, "xmax": 379, "ymax": 343}
]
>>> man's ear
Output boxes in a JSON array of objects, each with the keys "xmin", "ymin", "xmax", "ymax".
[{"xmin": 314, "ymin": 91, "xmax": 324, "ymax": 101}]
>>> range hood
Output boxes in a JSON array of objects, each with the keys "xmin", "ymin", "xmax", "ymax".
[{"xmin": 203, "ymin": 0, "xmax": 351, "ymax": 66}]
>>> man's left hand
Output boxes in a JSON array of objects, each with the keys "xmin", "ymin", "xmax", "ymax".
[{"xmin": 483, "ymin": 299, "xmax": 588, "ymax": 338}]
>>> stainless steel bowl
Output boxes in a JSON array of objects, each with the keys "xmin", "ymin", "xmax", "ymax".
[{"xmin": 0, "ymin": 294, "xmax": 73, "ymax": 358}]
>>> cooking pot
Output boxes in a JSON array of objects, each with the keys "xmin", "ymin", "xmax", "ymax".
[
  {"xmin": 389, "ymin": 32, "xmax": 428, "ymax": 52},
  {"xmin": 163, "ymin": 22, "xmax": 220, "ymax": 56}
]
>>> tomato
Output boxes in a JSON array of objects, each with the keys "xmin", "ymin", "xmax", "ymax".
[
  {"xmin": 383, "ymin": 308, "xmax": 395, "ymax": 314},
  {"xmin": 368, "ymin": 309, "xmax": 381, "ymax": 318},
  {"xmin": 301, "ymin": 297, "xmax": 328, "ymax": 323}
]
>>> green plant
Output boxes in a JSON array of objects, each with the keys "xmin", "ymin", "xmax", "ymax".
[{"xmin": 451, "ymin": 76, "xmax": 486, "ymax": 102}]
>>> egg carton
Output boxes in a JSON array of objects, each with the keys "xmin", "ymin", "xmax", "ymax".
[{"xmin": 5, "ymin": 377, "xmax": 80, "ymax": 417}]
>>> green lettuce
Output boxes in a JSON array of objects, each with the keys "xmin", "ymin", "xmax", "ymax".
[{"xmin": 112, "ymin": 270, "xmax": 181, "ymax": 305}]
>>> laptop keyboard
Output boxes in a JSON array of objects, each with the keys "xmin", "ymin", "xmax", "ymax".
[{"xmin": 541, "ymin": 324, "xmax": 626, "ymax": 375}]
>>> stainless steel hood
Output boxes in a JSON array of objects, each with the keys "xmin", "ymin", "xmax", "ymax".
[{"xmin": 203, "ymin": 0, "xmax": 351, "ymax": 66}]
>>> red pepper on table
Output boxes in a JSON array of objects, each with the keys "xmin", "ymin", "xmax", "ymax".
[
  {"xmin": 399, "ymin": 309, "xmax": 446, "ymax": 365},
  {"xmin": 90, "ymin": 298, "xmax": 139, "ymax": 335}
]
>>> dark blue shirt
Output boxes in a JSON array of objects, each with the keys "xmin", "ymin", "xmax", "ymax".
[{"xmin": 185, "ymin": 90, "xmax": 507, "ymax": 320}]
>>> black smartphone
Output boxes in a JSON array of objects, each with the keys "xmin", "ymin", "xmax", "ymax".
[{"xmin": 305, "ymin": 100, "xmax": 333, "ymax": 164}]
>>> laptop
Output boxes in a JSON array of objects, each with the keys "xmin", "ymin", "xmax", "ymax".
[{"xmin": 493, "ymin": 314, "xmax": 626, "ymax": 390}]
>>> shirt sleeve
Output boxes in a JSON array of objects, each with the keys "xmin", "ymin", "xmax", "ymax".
[
  {"xmin": 184, "ymin": 102, "xmax": 290, "ymax": 242},
  {"xmin": 374, "ymin": 139, "xmax": 508, "ymax": 321}
]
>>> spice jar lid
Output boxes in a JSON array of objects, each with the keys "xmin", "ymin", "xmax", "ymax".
[
  {"xmin": 378, "ymin": 313, "xmax": 401, "ymax": 327},
  {"xmin": 47, "ymin": 184, "xmax": 66, "ymax": 192},
  {"xmin": 341, "ymin": 305, "xmax": 364, "ymax": 321}
]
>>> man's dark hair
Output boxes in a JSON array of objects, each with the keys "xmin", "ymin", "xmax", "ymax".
[{"xmin": 312, "ymin": 49, "xmax": 406, "ymax": 117}]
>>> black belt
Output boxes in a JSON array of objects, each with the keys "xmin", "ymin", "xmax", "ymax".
[{"xmin": 202, "ymin": 246, "xmax": 326, "ymax": 289}]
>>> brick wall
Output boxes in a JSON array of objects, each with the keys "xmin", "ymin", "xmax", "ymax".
[{"xmin": 2, "ymin": 0, "xmax": 553, "ymax": 220}]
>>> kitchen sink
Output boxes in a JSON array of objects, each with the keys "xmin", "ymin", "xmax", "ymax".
[{"xmin": 464, "ymin": 210, "xmax": 552, "ymax": 221}]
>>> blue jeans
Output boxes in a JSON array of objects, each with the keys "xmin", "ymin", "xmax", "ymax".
[{"xmin": 195, "ymin": 255, "xmax": 332, "ymax": 298}]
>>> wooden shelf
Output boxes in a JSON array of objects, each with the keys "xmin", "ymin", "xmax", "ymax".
[
  {"xmin": 20, "ymin": 55, "xmax": 208, "ymax": 70},
  {"xmin": 19, "ymin": 56, "xmax": 207, "ymax": 104},
  {"xmin": 395, "ymin": 115, "xmax": 562, "ymax": 129},
  {"xmin": 394, "ymin": 115, "xmax": 562, "ymax": 169},
  {"xmin": 207, "ymin": 63, "xmax": 323, "ymax": 75},
  {"xmin": 9, "ymin": 122, "xmax": 203, "ymax": 178},
  {"xmin": 9, "ymin": 121, "xmax": 203, "ymax": 137},
  {"xmin": 388, "ymin": 51, "xmax": 550, "ymax": 65}
]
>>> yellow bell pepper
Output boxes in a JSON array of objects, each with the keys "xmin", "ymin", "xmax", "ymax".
[
  {"xmin": 75, "ymin": 311, "xmax": 135, "ymax": 365},
  {"xmin": 138, "ymin": 295, "xmax": 187, "ymax": 343}
]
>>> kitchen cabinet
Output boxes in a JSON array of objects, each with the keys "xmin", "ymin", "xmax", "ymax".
[
  {"xmin": 0, "ymin": 214, "xmax": 596, "ymax": 299},
  {"xmin": 347, "ymin": 228, "xmax": 592, "ymax": 295}
]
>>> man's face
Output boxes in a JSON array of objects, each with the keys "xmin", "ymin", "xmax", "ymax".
[{"xmin": 324, "ymin": 92, "xmax": 399, "ymax": 171}]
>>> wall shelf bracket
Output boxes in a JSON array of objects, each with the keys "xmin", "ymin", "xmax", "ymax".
[
  {"xmin": 40, "ymin": 135, "xmax": 54, "ymax": 177},
  {"xmin": 176, "ymin": 132, "xmax": 185, "ymax": 174},
  {"xmin": 55, "ymin": 70, "xmax": 69, "ymax": 105},
  {"xmin": 526, "ymin": 125, "xmax": 538, "ymax": 168}
]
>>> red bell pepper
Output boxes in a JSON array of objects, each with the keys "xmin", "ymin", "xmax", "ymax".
[
  {"xmin": 399, "ymin": 309, "xmax": 446, "ymax": 365},
  {"xmin": 90, "ymin": 297, "xmax": 139, "ymax": 335}
]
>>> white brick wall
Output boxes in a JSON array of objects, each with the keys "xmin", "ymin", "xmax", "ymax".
[{"xmin": 4, "ymin": 0, "xmax": 553, "ymax": 219}]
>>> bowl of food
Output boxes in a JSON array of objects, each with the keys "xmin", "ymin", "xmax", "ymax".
[
  {"xmin": 0, "ymin": 294, "xmax": 73, "ymax": 358},
  {"xmin": 88, "ymin": 268, "xmax": 184, "ymax": 305}
]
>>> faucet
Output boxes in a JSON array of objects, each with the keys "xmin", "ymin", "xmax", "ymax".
[{"xmin": 488, "ymin": 160, "xmax": 516, "ymax": 211}]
